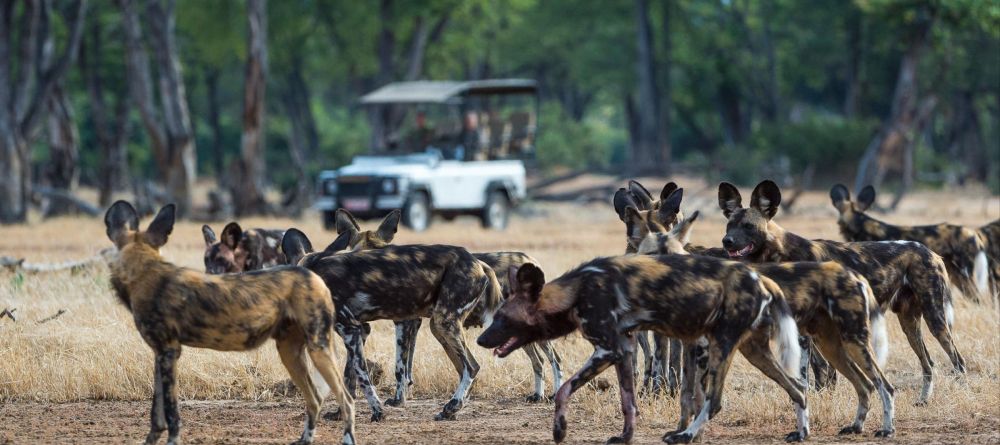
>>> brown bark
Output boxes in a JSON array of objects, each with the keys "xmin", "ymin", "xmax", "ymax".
[
  {"xmin": 0, "ymin": 0, "xmax": 87, "ymax": 224},
  {"xmin": 82, "ymin": 16, "xmax": 130, "ymax": 207},
  {"xmin": 120, "ymin": 0, "xmax": 195, "ymax": 216},
  {"xmin": 632, "ymin": 0, "xmax": 666, "ymax": 173},
  {"xmin": 369, "ymin": 0, "xmax": 395, "ymax": 152},
  {"xmin": 42, "ymin": 84, "xmax": 80, "ymax": 217},
  {"xmin": 232, "ymin": 0, "xmax": 270, "ymax": 216}
]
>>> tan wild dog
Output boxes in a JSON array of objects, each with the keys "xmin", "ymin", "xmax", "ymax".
[
  {"xmin": 104, "ymin": 201, "xmax": 356, "ymax": 445},
  {"xmin": 477, "ymin": 258, "xmax": 808, "ymax": 444},
  {"xmin": 717, "ymin": 180, "xmax": 965, "ymax": 405},
  {"xmin": 329, "ymin": 208, "xmax": 563, "ymax": 404},
  {"xmin": 830, "ymin": 184, "xmax": 990, "ymax": 302},
  {"xmin": 636, "ymin": 209, "xmax": 897, "ymax": 438}
]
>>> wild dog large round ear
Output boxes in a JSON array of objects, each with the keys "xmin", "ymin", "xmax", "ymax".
[
  {"xmin": 516, "ymin": 263, "xmax": 546, "ymax": 301},
  {"xmin": 659, "ymin": 182, "xmax": 678, "ymax": 203},
  {"xmin": 750, "ymin": 180, "xmax": 781, "ymax": 220},
  {"xmin": 202, "ymin": 225, "xmax": 217, "ymax": 247},
  {"xmin": 857, "ymin": 185, "xmax": 876, "ymax": 212},
  {"xmin": 144, "ymin": 204, "xmax": 176, "ymax": 248},
  {"xmin": 508, "ymin": 266, "xmax": 520, "ymax": 295},
  {"xmin": 613, "ymin": 188, "xmax": 637, "ymax": 221},
  {"xmin": 672, "ymin": 210, "xmax": 700, "ymax": 244},
  {"xmin": 659, "ymin": 187, "xmax": 684, "ymax": 221},
  {"xmin": 280, "ymin": 228, "xmax": 313, "ymax": 265},
  {"xmin": 335, "ymin": 208, "xmax": 361, "ymax": 234},
  {"xmin": 376, "ymin": 209, "xmax": 402, "ymax": 242},
  {"xmin": 105, "ymin": 200, "xmax": 139, "ymax": 247},
  {"xmin": 717, "ymin": 182, "xmax": 743, "ymax": 218},
  {"xmin": 221, "ymin": 222, "xmax": 243, "ymax": 249},
  {"xmin": 628, "ymin": 180, "xmax": 653, "ymax": 210},
  {"xmin": 322, "ymin": 230, "xmax": 353, "ymax": 255},
  {"xmin": 829, "ymin": 184, "xmax": 851, "ymax": 213}
]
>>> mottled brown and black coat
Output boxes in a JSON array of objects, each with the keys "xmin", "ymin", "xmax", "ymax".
[
  {"xmin": 637, "ymin": 211, "xmax": 896, "ymax": 438},
  {"xmin": 978, "ymin": 219, "xmax": 1000, "ymax": 296},
  {"xmin": 104, "ymin": 201, "xmax": 355, "ymax": 445},
  {"xmin": 283, "ymin": 229, "xmax": 502, "ymax": 422},
  {"xmin": 477, "ymin": 256, "xmax": 808, "ymax": 445},
  {"xmin": 717, "ymin": 180, "xmax": 966, "ymax": 404},
  {"xmin": 830, "ymin": 184, "xmax": 990, "ymax": 302}
]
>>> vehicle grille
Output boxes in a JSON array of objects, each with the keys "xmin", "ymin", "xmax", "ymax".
[{"xmin": 338, "ymin": 179, "xmax": 373, "ymax": 197}]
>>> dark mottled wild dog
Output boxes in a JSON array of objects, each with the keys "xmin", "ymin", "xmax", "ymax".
[
  {"xmin": 612, "ymin": 180, "xmax": 684, "ymax": 395},
  {"xmin": 830, "ymin": 184, "xmax": 990, "ymax": 302},
  {"xmin": 202, "ymin": 222, "xmax": 285, "ymax": 274},
  {"xmin": 637, "ymin": 210, "xmax": 897, "ymax": 437},
  {"xmin": 478, "ymin": 257, "xmax": 808, "ymax": 444},
  {"xmin": 104, "ymin": 201, "xmax": 355, "ymax": 445},
  {"xmin": 978, "ymin": 219, "xmax": 1000, "ymax": 296},
  {"xmin": 282, "ymin": 229, "xmax": 502, "ymax": 421},
  {"xmin": 329, "ymin": 209, "xmax": 563, "ymax": 404},
  {"xmin": 718, "ymin": 180, "xmax": 966, "ymax": 404}
]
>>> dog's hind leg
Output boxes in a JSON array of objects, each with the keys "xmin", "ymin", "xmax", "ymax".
[
  {"xmin": 428, "ymin": 314, "xmax": 479, "ymax": 420},
  {"xmin": 277, "ymin": 334, "xmax": 323, "ymax": 445},
  {"xmin": 664, "ymin": 337, "xmax": 743, "ymax": 444},
  {"xmin": 552, "ymin": 345, "xmax": 618, "ymax": 443},
  {"xmin": 811, "ymin": 329, "xmax": 874, "ymax": 436},
  {"xmin": 308, "ymin": 346, "xmax": 357, "ymax": 445},
  {"xmin": 841, "ymin": 335, "xmax": 896, "ymax": 438},
  {"xmin": 896, "ymin": 306, "xmax": 936, "ymax": 405},
  {"xmin": 667, "ymin": 338, "xmax": 682, "ymax": 397},
  {"xmin": 733, "ymin": 331, "xmax": 809, "ymax": 443},
  {"xmin": 608, "ymin": 336, "xmax": 638, "ymax": 444},
  {"xmin": 635, "ymin": 331, "xmax": 652, "ymax": 389},
  {"xmin": 339, "ymin": 321, "xmax": 385, "ymax": 421},
  {"xmin": 403, "ymin": 319, "xmax": 420, "ymax": 390},
  {"xmin": 522, "ymin": 343, "xmax": 547, "ymax": 402}
]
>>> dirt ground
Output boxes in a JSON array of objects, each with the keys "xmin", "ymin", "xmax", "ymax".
[{"xmin": 2, "ymin": 397, "xmax": 999, "ymax": 445}]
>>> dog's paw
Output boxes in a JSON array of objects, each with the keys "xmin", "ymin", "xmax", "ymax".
[
  {"xmin": 784, "ymin": 431, "xmax": 807, "ymax": 442},
  {"xmin": 369, "ymin": 410, "xmax": 385, "ymax": 422},
  {"xmin": 322, "ymin": 408, "xmax": 343, "ymax": 422},
  {"xmin": 553, "ymin": 415, "xmax": 568, "ymax": 443},
  {"xmin": 662, "ymin": 432, "xmax": 693, "ymax": 444},
  {"xmin": 838, "ymin": 424, "xmax": 862, "ymax": 435},
  {"xmin": 385, "ymin": 397, "xmax": 404, "ymax": 407},
  {"xmin": 606, "ymin": 434, "xmax": 632, "ymax": 444},
  {"xmin": 525, "ymin": 394, "xmax": 544, "ymax": 403},
  {"xmin": 874, "ymin": 428, "xmax": 895, "ymax": 438}
]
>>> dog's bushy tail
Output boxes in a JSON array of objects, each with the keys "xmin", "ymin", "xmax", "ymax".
[
  {"xmin": 478, "ymin": 260, "xmax": 504, "ymax": 328},
  {"xmin": 861, "ymin": 278, "xmax": 890, "ymax": 367},
  {"xmin": 759, "ymin": 277, "xmax": 801, "ymax": 379}
]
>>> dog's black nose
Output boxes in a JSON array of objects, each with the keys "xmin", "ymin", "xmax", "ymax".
[{"xmin": 722, "ymin": 236, "xmax": 734, "ymax": 248}]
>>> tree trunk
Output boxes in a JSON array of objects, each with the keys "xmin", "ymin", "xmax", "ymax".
[
  {"xmin": 0, "ymin": 0, "xmax": 87, "ymax": 224},
  {"xmin": 843, "ymin": 6, "xmax": 863, "ymax": 117},
  {"xmin": 633, "ymin": 0, "xmax": 664, "ymax": 173},
  {"xmin": 658, "ymin": 0, "xmax": 672, "ymax": 172},
  {"xmin": 43, "ymin": 83, "xmax": 80, "ymax": 217},
  {"xmin": 370, "ymin": 0, "xmax": 395, "ymax": 152},
  {"xmin": 232, "ymin": 0, "xmax": 270, "ymax": 216},
  {"xmin": 120, "ymin": 0, "xmax": 195, "ymax": 216},
  {"xmin": 854, "ymin": 11, "xmax": 934, "ymax": 193},
  {"xmin": 760, "ymin": 0, "xmax": 778, "ymax": 122},
  {"xmin": 205, "ymin": 68, "xmax": 225, "ymax": 183},
  {"xmin": 82, "ymin": 16, "xmax": 130, "ymax": 207}
]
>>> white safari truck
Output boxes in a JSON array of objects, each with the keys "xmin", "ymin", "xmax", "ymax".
[{"xmin": 315, "ymin": 79, "xmax": 538, "ymax": 231}]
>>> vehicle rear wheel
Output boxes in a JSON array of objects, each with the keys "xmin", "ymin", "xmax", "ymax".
[
  {"xmin": 402, "ymin": 192, "xmax": 431, "ymax": 232},
  {"xmin": 481, "ymin": 191, "xmax": 510, "ymax": 230},
  {"xmin": 322, "ymin": 210, "xmax": 336, "ymax": 230}
]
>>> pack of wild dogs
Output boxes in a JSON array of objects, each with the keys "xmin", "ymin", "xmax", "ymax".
[{"xmin": 102, "ymin": 179, "xmax": 999, "ymax": 445}]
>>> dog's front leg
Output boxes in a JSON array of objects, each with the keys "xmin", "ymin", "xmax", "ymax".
[
  {"xmin": 144, "ymin": 350, "xmax": 168, "ymax": 445},
  {"xmin": 387, "ymin": 319, "xmax": 420, "ymax": 407},
  {"xmin": 552, "ymin": 346, "xmax": 617, "ymax": 443},
  {"xmin": 159, "ymin": 346, "xmax": 182, "ymax": 445}
]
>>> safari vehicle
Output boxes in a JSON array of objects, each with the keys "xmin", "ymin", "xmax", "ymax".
[{"xmin": 315, "ymin": 79, "xmax": 538, "ymax": 231}]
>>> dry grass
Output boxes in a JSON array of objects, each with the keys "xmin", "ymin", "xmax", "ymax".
[{"xmin": 1, "ymin": 182, "xmax": 998, "ymax": 437}]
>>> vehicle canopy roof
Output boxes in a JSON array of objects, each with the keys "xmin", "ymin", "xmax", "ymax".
[{"xmin": 359, "ymin": 79, "xmax": 538, "ymax": 105}]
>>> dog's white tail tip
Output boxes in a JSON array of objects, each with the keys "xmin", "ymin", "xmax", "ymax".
[
  {"xmin": 777, "ymin": 314, "xmax": 802, "ymax": 379},
  {"xmin": 974, "ymin": 250, "xmax": 989, "ymax": 295},
  {"xmin": 871, "ymin": 311, "xmax": 890, "ymax": 368}
]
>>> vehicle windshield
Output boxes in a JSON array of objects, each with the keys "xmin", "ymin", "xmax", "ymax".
[{"xmin": 375, "ymin": 92, "xmax": 536, "ymax": 161}]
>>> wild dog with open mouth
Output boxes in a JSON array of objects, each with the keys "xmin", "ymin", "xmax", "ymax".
[
  {"xmin": 612, "ymin": 180, "xmax": 685, "ymax": 395},
  {"xmin": 718, "ymin": 180, "xmax": 966, "ymax": 404},
  {"xmin": 282, "ymin": 229, "xmax": 503, "ymax": 422},
  {"xmin": 330, "ymin": 209, "xmax": 563, "ymax": 405},
  {"xmin": 637, "ymin": 210, "xmax": 896, "ymax": 438},
  {"xmin": 478, "ymin": 257, "xmax": 809, "ymax": 444},
  {"xmin": 202, "ymin": 222, "xmax": 285, "ymax": 274},
  {"xmin": 104, "ymin": 201, "xmax": 356, "ymax": 445},
  {"xmin": 830, "ymin": 184, "xmax": 990, "ymax": 302}
]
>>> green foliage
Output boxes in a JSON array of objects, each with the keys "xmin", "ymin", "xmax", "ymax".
[{"xmin": 535, "ymin": 104, "xmax": 620, "ymax": 171}]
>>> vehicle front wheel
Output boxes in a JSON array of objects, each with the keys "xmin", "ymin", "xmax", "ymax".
[
  {"xmin": 481, "ymin": 191, "xmax": 510, "ymax": 230},
  {"xmin": 402, "ymin": 192, "xmax": 432, "ymax": 232}
]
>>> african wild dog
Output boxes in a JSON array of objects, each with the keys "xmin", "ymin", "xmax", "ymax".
[
  {"xmin": 329, "ymin": 209, "xmax": 563, "ymax": 405},
  {"xmin": 103, "ymin": 201, "xmax": 356, "ymax": 445},
  {"xmin": 202, "ymin": 222, "xmax": 285, "ymax": 274},
  {"xmin": 282, "ymin": 229, "xmax": 503, "ymax": 421},
  {"xmin": 718, "ymin": 180, "xmax": 966, "ymax": 404},
  {"xmin": 612, "ymin": 180, "xmax": 684, "ymax": 395},
  {"xmin": 637, "ymin": 209, "xmax": 897, "ymax": 437},
  {"xmin": 478, "ymin": 258, "xmax": 809, "ymax": 444},
  {"xmin": 830, "ymin": 184, "xmax": 990, "ymax": 302}
]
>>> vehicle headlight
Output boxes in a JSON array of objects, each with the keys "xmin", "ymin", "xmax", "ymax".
[
  {"xmin": 325, "ymin": 180, "xmax": 338, "ymax": 195},
  {"xmin": 381, "ymin": 178, "xmax": 398, "ymax": 194}
]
